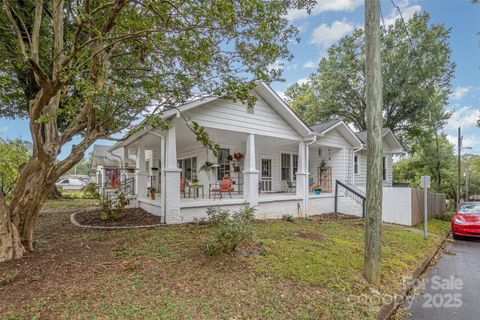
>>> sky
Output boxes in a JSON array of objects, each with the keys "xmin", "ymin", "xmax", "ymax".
[{"xmin": 0, "ymin": 0, "xmax": 479, "ymax": 159}]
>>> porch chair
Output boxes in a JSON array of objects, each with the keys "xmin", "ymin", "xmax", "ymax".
[
  {"xmin": 286, "ymin": 178, "xmax": 296, "ymax": 193},
  {"xmin": 209, "ymin": 178, "xmax": 233, "ymax": 199},
  {"xmin": 180, "ymin": 177, "xmax": 186, "ymax": 198}
]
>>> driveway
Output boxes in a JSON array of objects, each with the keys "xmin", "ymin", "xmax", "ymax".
[{"xmin": 403, "ymin": 237, "xmax": 480, "ymax": 319}]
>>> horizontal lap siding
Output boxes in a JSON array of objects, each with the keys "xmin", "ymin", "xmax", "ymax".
[
  {"xmin": 309, "ymin": 128, "xmax": 352, "ymax": 188},
  {"xmin": 184, "ymin": 95, "xmax": 301, "ymax": 140}
]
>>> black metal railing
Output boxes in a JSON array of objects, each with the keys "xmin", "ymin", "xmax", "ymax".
[
  {"xmin": 334, "ymin": 180, "xmax": 366, "ymax": 217},
  {"xmin": 101, "ymin": 177, "xmax": 136, "ymax": 205},
  {"xmin": 343, "ymin": 180, "xmax": 366, "ymax": 204}
]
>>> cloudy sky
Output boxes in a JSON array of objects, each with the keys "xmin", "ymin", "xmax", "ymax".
[
  {"xmin": 271, "ymin": 0, "xmax": 480, "ymax": 154},
  {"xmin": 0, "ymin": 0, "xmax": 479, "ymax": 158}
]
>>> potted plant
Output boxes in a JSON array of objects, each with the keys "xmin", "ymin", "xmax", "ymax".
[
  {"xmin": 312, "ymin": 184, "xmax": 322, "ymax": 195},
  {"xmin": 149, "ymin": 187, "xmax": 156, "ymax": 200},
  {"xmin": 193, "ymin": 176, "xmax": 199, "ymax": 187},
  {"xmin": 200, "ymin": 161, "xmax": 217, "ymax": 186},
  {"xmin": 233, "ymin": 152, "xmax": 244, "ymax": 160}
]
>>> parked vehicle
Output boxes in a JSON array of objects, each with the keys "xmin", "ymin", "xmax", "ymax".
[
  {"xmin": 56, "ymin": 178, "xmax": 87, "ymax": 190},
  {"xmin": 452, "ymin": 202, "xmax": 480, "ymax": 239}
]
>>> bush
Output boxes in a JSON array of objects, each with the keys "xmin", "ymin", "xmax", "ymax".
[
  {"xmin": 82, "ymin": 182, "xmax": 100, "ymax": 199},
  {"xmin": 100, "ymin": 199, "xmax": 122, "ymax": 221},
  {"xmin": 282, "ymin": 214, "xmax": 296, "ymax": 222},
  {"xmin": 202, "ymin": 206, "xmax": 255, "ymax": 255}
]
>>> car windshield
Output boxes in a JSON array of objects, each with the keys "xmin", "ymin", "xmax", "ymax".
[{"xmin": 459, "ymin": 203, "xmax": 480, "ymax": 215}]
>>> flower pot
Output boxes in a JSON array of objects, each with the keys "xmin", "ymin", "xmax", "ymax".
[{"xmin": 314, "ymin": 189, "xmax": 321, "ymax": 195}]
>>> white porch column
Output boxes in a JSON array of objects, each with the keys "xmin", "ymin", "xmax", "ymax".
[
  {"xmin": 135, "ymin": 142, "xmax": 148, "ymax": 197},
  {"xmin": 122, "ymin": 147, "xmax": 129, "ymax": 182},
  {"xmin": 164, "ymin": 126, "xmax": 181, "ymax": 223},
  {"xmin": 243, "ymin": 134, "xmax": 259, "ymax": 208},
  {"xmin": 296, "ymin": 141, "xmax": 308, "ymax": 214}
]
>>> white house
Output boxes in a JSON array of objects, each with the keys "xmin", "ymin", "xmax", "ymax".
[
  {"xmin": 90, "ymin": 145, "xmax": 136, "ymax": 188},
  {"xmin": 109, "ymin": 81, "xmax": 404, "ymax": 224}
]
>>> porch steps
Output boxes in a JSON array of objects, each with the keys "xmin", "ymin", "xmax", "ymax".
[{"xmin": 337, "ymin": 197, "xmax": 363, "ymax": 217}]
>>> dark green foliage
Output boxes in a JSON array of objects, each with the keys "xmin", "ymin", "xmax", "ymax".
[
  {"xmin": 202, "ymin": 206, "xmax": 255, "ymax": 255},
  {"xmin": 82, "ymin": 183, "xmax": 100, "ymax": 199},
  {"xmin": 282, "ymin": 214, "xmax": 296, "ymax": 222},
  {"xmin": 100, "ymin": 199, "xmax": 121, "ymax": 221},
  {"xmin": 285, "ymin": 13, "xmax": 454, "ymax": 146}
]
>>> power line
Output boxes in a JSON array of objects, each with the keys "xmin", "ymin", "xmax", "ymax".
[{"xmin": 389, "ymin": 0, "xmax": 428, "ymax": 81}]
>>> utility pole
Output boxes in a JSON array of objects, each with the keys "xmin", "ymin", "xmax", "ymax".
[
  {"xmin": 457, "ymin": 126, "xmax": 461, "ymax": 206},
  {"xmin": 364, "ymin": 0, "xmax": 383, "ymax": 286}
]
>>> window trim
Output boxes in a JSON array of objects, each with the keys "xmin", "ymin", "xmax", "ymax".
[
  {"xmin": 382, "ymin": 156, "xmax": 387, "ymax": 181},
  {"xmin": 281, "ymin": 152, "xmax": 299, "ymax": 181}
]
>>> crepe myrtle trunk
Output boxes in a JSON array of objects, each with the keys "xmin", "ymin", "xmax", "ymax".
[{"xmin": 0, "ymin": 149, "xmax": 85, "ymax": 262}]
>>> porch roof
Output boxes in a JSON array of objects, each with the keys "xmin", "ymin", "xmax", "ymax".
[{"xmin": 110, "ymin": 82, "xmax": 314, "ymax": 152}]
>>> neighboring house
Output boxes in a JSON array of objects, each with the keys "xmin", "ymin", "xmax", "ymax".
[
  {"xmin": 90, "ymin": 145, "xmax": 135, "ymax": 188},
  {"xmin": 109, "ymin": 81, "xmax": 406, "ymax": 224}
]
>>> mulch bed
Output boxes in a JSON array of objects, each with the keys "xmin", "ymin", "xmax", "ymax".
[{"xmin": 74, "ymin": 208, "xmax": 162, "ymax": 227}]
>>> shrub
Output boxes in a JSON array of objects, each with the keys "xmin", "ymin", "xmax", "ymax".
[
  {"xmin": 282, "ymin": 214, "xmax": 296, "ymax": 222},
  {"xmin": 100, "ymin": 199, "xmax": 122, "ymax": 221},
  {"xmin": 82, "ymin": 182, "xmax": 100, "ymax": 199},
  {"xmin": 202, "ymin": 206, "xmax": 255, "ymax": 255}
]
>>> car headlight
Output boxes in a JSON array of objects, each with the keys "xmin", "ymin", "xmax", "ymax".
[{"xmin": 454, "ymin": 217, "xmax": 465, "ymax": 225}]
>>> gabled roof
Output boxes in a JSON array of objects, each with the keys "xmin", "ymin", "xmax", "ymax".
[
  {"xmin": 355, "ymin": 128, "xmax": 404, "ymax": 153},
  {"xmin": 92, "ymin": 145, "xmax": 135, "ymax": 167},
  {"xmin": 310, "ymin": 119, "xmax": 342, "ymax": 133},
  {"xmin": 310, "ymin": 119, "xmax": 362, "ymax": 148},
  {"xmin": 111, "ymin": 81, "xmax": 313, "ymax": 151}
]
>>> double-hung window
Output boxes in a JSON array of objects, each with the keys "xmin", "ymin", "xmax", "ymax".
[
  {"xmin": 382, "ymin": 156, "xmax": 386, "ymax": 181},
  {"xmin": 217, "ymin": 148, "xmax": 230, "ymax": 180},
  {"xmin": 281, "ymin": 153, "xmax": 291, "ymax": 180},
  {"xmin": 178, "ymin": 157, "xmax": 197, "ymax": 180},
  {"xmin": 281, "ymin": 153, "xmax": 298, "ymax": 181}
]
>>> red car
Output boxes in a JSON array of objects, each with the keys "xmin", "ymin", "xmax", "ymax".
[{"xmin": 452, "ymin": 202, "xmax": 480, "ymax": 239}]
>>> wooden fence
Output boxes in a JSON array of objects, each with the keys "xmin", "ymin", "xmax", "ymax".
[
  {"xmin": 382, "ymin": 187, "xmax": 447, "ymax": 226},
  {"xmin": 410, "ymin": 189, "xmax": 446, "ymax": 226}
]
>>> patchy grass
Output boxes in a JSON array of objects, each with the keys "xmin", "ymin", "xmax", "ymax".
[
  {"xmin": 415, "ymin": 218, "xmax": 451, "ymax": 236},
  {"xmin": 42, "ymin": 197, "xmax": 99, "ymax": 211},
  {"xmin": 1, "ymin": 213, "xmax": 445, "ymax": 320}
]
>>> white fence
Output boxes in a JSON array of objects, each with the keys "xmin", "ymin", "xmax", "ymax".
[{"xmin": 382, "ymin": 187, "xmax": 446, "ymax": 226}]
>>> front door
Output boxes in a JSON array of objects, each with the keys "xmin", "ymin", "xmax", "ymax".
[{"xmin": 261, "ymin": 159, "xmax": 272, "ymax": 192}]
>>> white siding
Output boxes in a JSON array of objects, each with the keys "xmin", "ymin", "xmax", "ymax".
[
  {"xmin": 184, "ymin": 94, "xmax": 301, "ymax": 140},
  {"xmin": 354, "ymin": 149, "xmax": 394, "ymax": 190},
  {"xmin": 308, "ymin": 128, "xmax": 353, "ymax": 189}
]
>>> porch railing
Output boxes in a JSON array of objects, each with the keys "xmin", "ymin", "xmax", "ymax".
[{"xmin": 334, "ymin": 180, "xmax": 366, "ymax": 218}]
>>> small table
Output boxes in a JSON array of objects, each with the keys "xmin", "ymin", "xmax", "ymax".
[{"xmin": 188, "ymin": 184, "xmax": 204, "ymax": 199}]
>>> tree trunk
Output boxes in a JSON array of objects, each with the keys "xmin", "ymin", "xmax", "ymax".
[
  {"xmin": 48, "ymin": 185, "xmax": 63, "ymax": 200},
  {"xmin": 364, "ymin": 0, "xmax": 383, "ymax": 286},
  {"xmin": 435, "ymin": 131, "xmax": 441, "ymax": 190},
  {"xmin": 8, "ymin": 156, "xmax": 58, "ymax": 250},
  {"xmin": 0, "ymin": 193, "xmax": 25, "ymax": 262}
]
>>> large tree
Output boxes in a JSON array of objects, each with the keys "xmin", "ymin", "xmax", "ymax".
[
  {"xmin": 0, "ymin": 139, "xmax": 31, "ymax": 198},
  {"xmin": 0, "ymin": 0, "xmax": 314, "ymax": 262},
  {"xmin": 285, "ymin": 12, "xmax": 455, "ymax": 146}
]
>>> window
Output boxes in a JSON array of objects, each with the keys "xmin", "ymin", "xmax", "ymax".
[
  {"xmin": 217, "ymin": 148, "xmax": 230, "ymax": 180},
  {"xmin": 293, "ymin": 154, "xmax": 298, "ymax": 177},
  {"xmin": 281, "ymin": 153, "xmax": 291, "ymax": 180},
  {"xmin": 354, "ymin": 155, "xmax": 358, "ymax": 175},
  {"xmin": 178, "ymin": 156, "xmax": 197, "ymax": 180},
  {"xmin": 382, "ymin": 156, "xmax": 386, "ymax": 181}
]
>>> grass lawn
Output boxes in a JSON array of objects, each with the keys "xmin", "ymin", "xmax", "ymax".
[
  {"xmin": 414, "ymin": 211, "xmax": 453, "ymax": 236},
  {"xmin": 1, "ymin": 211, "xmax": 448, "ymax": 320},
  {"xmin": 42, "ymin": 192, "xmax": 100, "ymax": 211}
]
